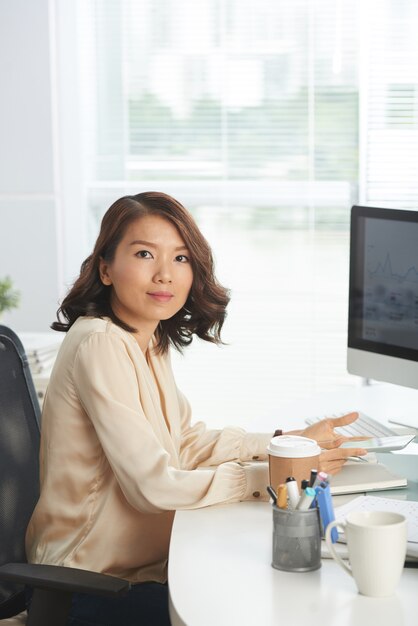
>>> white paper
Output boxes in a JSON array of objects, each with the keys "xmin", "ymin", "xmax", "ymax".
[{"xmin": 333, "ymin": 495, "xmax": 418, "ymax": 558}]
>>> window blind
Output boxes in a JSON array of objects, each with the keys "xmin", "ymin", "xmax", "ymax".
[
  {"xmin": 361, "ymin": 0, "xmax": 418, "ymax": 208},
  {"xmin": 69, "ymin": 1, "xmax": 418, "ymax": 422},
  {"xmin": 76, "ymin": 0, "xmax": 359, "ymax": 230},
  {"xmin": 71, "ymin": 0, "xmax": 363, "ymax": 422}
]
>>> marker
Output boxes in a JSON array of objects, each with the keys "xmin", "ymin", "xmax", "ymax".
[
  {"xmin": 301, "ymin": 479, "xmax": 310, "ymax": 490},
  {"xmin": 315, "ymin": 483, "xmax": 338, "ymax": 542},
  {"xmin": 266, "ymin": 485, "xmax": 277, "ymax": 505},
  {"xmin": 313, "ymin": 471, "xmax": 328, "ymax": 488},
  {"xmin": 309, "ymin": 469, "xmax": 318, "ymax": 487},
  {"xmin": 285, "ymin": 477, "xmax": 300, "ymax": 509},
  {"xmin": 277, "ymin": 484, "xmax": 288, "ymax": 509},
  {"xmin": 296, "ymin": 487, "xmax": 316, "ymax": 510}
]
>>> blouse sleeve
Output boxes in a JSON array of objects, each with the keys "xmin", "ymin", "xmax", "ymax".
[
  {"xmin": 73, "ymin": 331, "xmax": 269, "ymax": 515},
  {"xmin": 177, "ymin": 388, "xmax": 271, "ymax": 470}
]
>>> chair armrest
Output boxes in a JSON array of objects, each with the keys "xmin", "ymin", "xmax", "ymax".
[{"xmin": 0, "ymin": 563, "xmax": 130, "ymax": 597}]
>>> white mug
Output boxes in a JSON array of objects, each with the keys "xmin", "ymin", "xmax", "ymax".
[{"xmin": 325, "ymin": 510, "xmax": 407, "ymax": 597}]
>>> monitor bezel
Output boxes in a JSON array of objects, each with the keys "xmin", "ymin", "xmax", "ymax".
[{"xmin": 348, "ymin": 205, "xmax": 418, "ymax": 364}]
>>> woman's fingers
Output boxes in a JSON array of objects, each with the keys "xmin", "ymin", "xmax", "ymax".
[
  {"xmin": 308, "ymin": 412, "xmax": 361, "ymax": 448},
  {"xmin": 319, "ymin": 461, "xmax": 346, "ymax": 476},
  {"xmin": 330, "ymin": 436, "xmax": 369, "ymax": 443},
  {"xmin": 319, "ymin": 456, "xmax": 349, "ymax": 475},
  {"xmin": 328, "ymin": 411, "xmax": 359, "ymax": 427},
  {"xmin": 318, "ymin": 436, "xmax": 346, "ymax": 449},
  {"xmin": 317, "ymin": 434, "xmax": 370, "ymax": 450},
  {"xmin": 324, "ymin": 446, "xmax": 367, "ymax": 460},
  {"xmin": 318, "ymin": 447, "xmax": 367, "ymax": 474}
]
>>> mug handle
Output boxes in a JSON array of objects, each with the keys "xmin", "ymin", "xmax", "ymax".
[{"xmin": 325, "ymin": 521, "xmax": 352, "ymax": 577}]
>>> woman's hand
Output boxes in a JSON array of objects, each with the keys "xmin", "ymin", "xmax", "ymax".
[
  {"xmin": 299, "ymin": 411, "xmax": 367, "ymax": 449},
  {"xmin": 318, "ymin": 446, "xmax": 367, "ymax": 475},
  {"xmin": 298, "ymin": 411, "xmax": 368, "ymax": 475}
]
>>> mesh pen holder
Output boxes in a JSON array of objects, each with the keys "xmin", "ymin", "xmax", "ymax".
[{"xmin": 272, "ymin": 505, "xmax": 322, "ymax": 572}]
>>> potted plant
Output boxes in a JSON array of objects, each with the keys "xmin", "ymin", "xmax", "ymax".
[{"xmin": 0, "ymin": 276, "xmax": 20, "ymax": 318}]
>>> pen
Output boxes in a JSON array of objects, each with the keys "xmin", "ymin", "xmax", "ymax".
[
  {"xmin": 313, "ymin": 471, "xmax": 328, "ymax": 488},
  {"xmin": 266, "ymin": 485, "xmax": 277, "ymax": 505},
  {"xmin": 309, "ymin": 469, "xmax": 318, "ymax": 487},
  {"xmin": 285, "ymin": 476, "xmax": 300, "ymax": 509},
  {"xmin": 296, "ymin": 487, "xmax": 316, "ymax": 510},
  {"xmin": 277, "ymin": 484, "xmax": 288, "ymax": 509}
]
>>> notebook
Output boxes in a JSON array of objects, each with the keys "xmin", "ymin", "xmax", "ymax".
[
  {"xmin": 330, "ymin": 459, "xmax": 407, "ymax": 495},
  {"xmin": 331, "ymin": 495, "xmax": 418, "ymax": 559}
]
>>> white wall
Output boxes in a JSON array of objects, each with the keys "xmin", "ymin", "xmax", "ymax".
[{"xmin": 0, "ymin": 0, "xmax": 61, "ymax": 331}]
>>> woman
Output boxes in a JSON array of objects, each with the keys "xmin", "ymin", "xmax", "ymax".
[{"xmin": 26, "ymin": 191, "xmax": 366, "ymax": 625}]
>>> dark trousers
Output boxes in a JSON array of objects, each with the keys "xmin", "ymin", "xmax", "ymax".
[{"xmin": 26, "ymin": 581, "xmax": 171, "ymax": 626}]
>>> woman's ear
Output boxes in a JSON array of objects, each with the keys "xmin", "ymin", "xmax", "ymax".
[{"xmin": 99, "ymin": 257, "xmax": 112, "ymax": 286}]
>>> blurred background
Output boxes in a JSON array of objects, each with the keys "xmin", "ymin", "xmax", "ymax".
[{"xmin": 1, "ymin": 0, "xmax": 418, "ymax": 426}]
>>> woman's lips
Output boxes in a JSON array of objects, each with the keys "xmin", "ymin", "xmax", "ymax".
[{"xmin": 147, "ymin": 292, "xmax": 174, "ymax": 303}]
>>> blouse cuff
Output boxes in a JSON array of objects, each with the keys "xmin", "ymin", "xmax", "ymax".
[
  {"xmin": 241, "ymin": 461, "xmax": 269, "ymax": 502},
  {"xmin": 239, "ymin": 433, "xmax": 272, "ymax": 462}
]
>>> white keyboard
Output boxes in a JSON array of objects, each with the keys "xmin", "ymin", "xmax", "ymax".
[{"xmin": 305, "ymin": 412, "xmax": 398, "ymax": 439}]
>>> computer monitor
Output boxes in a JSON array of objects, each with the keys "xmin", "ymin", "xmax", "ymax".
[{"xmin": 347, "ymin": 205, "xmax": 418, "ymax": 389}]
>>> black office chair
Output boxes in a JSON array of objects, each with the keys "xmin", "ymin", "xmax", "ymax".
[{"xmin": 0, "ymin": 325, "xmax": 130, "ymax": 626}]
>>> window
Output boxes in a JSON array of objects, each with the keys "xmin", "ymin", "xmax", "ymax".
[
  {"xmin": 54, "ymin": 0, "xmax": 418, "ymax": 424},
  {"xmin": 360, "ymin": 0, "xmax": 418, "ymax": 209},
  {"xmin": 77, "ymin": 0, "xmax": 358, "ymax": 229}
]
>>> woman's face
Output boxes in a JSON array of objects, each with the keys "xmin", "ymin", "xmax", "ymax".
[{"xmin": 99, "ymin": 214, "xmax": 193, "ymax": 337}]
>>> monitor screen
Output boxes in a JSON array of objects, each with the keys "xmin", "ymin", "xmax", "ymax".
[{"xmin": 348, "ymin": 205, "xmax": 418, "ymax": 387}]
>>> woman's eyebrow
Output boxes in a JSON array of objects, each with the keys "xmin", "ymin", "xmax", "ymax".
[
  {"xmin": 129, "ymin": 239, "xmax": 189, "ymax": 251},
  {"xmin": 129, "ymin": 239, "xmax": 156, "ymax": 248}
]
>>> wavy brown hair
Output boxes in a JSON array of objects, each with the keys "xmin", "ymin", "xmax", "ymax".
[{"xmin": 52, "ymin": 191, "xmax": 230, "ymax": 353}]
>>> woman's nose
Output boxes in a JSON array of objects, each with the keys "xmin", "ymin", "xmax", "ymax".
[{"xmin": 153, "ymin": 263, "xmax": 172, "ymax": 283}]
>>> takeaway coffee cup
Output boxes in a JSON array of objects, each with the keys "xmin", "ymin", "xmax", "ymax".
[
  {"xmin": 267, "ymin": 435, "xmax": 321, "ymax": 489},
  {"xmin": 325, "ymin": 511, "xmax": 407, "ymax": 597}
]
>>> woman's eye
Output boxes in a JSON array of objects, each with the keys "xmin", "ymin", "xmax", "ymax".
[
  {"xmin": 136, "ymin": 250, "xmax": 153, "ymax": 259},
  {"xmin": 175, "ymin": 254, "xmax": 189, "ymax": 263}
]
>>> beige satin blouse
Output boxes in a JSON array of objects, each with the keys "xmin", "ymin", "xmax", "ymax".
[{"xmin": 25, "ymin": 317, "xmax": 270, "ymax": 583}]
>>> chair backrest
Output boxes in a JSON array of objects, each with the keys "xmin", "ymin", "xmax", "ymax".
[{"xmin": 0, "ymin": 326, "xmax": 41, "ymax": 618}]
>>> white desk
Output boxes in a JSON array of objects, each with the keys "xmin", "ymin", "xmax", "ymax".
[
  {"xmin": 168, "ymin": 500, "xmax": 417, "ymax": 626},
  {"xmin": 168, "ymin": 384, "xmax": 418, "ymax": 626}
]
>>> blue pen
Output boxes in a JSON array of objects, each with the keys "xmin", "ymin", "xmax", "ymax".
[{"xmin": 315, "ymin": 483, "xmax": 338, "ymax": 543}]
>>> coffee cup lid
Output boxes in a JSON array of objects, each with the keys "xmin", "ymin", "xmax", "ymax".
[{"xmin": 267, "ymin": 435, "xmax": 321, "ymax": 458}]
